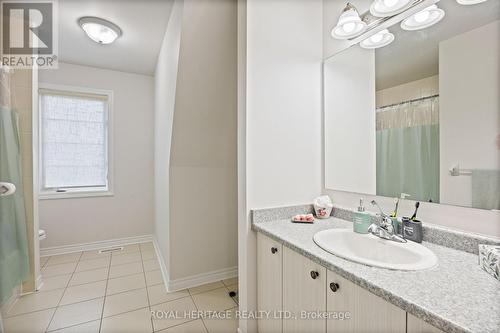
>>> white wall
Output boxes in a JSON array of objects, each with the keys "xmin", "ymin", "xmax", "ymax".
[
  {"xmin": 154, "ymin": 0, "xmax": 183, "ymax": 278},
  {"xmin": 39, "ymin": 63, "xmax": 155, "ymax": 248},
  {"xmin": 168, "ymin": 0, "xmax": 237, "ymax": 282},
  {"xmin": 439, "ymin": 20, "xmax": 500, "ymax": 208},
  {"xmin": 376, "ymin": 75, "xmax": 439, "ymax": 108},
  {"xmin": 239, "ymin": 0, "xmax": 323, "ymax": 331},
  {"xmin": 324, "ymin": 46, "xmax": 376, "ymax": 194}
]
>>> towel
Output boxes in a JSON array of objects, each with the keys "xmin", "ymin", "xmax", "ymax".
[{"xmin": 471, "ymin": 170, "xmax": 500, "ymax": 210}]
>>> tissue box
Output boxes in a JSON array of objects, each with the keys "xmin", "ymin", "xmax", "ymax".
[{"xmin": 478, "ymin": 244, "xmax": 500, "ymax": 282}]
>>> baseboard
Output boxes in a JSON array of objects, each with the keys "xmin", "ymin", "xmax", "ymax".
[
  {"xmin": 151, "ymin": 237, "xmax": 237, "ymax": 292},
  {"xmin": 152, "ymin": 237, "xmax": 170, "ymax": 291},
  {"xmin": 35, "ymin": 274, "xmax": 43, "ymax": 291},
  {"xmin": 168, "ymin": 266, "xmax": 238, "ymax": 292},
  {"xmin": 40, "ymin": 234, "xmax": 154, "ymax": 257}
]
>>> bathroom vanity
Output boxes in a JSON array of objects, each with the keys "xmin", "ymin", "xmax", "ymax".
[{"xmin": 253, "ymin": 205, "xmax": 500, "ymax": 333}]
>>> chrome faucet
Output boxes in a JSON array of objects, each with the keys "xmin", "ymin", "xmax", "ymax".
[{"xmin": 368, "ymin": 200, "xmax": 406, "ymax": 243}]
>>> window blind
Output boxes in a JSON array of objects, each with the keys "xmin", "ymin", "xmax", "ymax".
[{"xmin": 40, "ymin": 89, "xmax": 109, "ymax": 190}]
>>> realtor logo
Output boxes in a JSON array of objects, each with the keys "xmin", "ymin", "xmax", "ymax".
[{"xmin": 1, "ymin": 0, "xmax": 58, "ymax": 68}]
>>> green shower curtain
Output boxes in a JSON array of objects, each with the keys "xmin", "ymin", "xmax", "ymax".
[
  {"xmin": 0, "ymin": 107, "xmax": 30, "ymax": 303},
  {"xmin": 376, "ymin": 96, "xmax": 440, "ymax": 203}
]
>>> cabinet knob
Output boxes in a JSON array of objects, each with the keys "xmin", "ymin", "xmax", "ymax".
[
  {"xmin": 330, "ymin": 282, "xmax": 340, "ymax": 292},
  {"xmin": 271, "ymin": 247, "xmax": 278, "ymax": 254},
  {"xmin": 310, "ymin": 271, "xmax": 319, "ymax": 279}
]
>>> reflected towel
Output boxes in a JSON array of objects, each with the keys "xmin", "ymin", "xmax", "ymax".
[{"xmin": 471, "ymin": 170, "xmax": 500, "ymax": 210}]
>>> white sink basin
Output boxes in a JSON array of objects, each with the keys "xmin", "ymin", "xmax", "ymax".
[{"xmin": 313, "ymin": 229, "xmax": 438, "ymax": 271}]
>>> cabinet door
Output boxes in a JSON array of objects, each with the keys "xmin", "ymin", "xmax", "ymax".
[
  {"xmin": 407, "ymin": 314, "xmax": 445, "ymax": 333},
  {"xmin": 283, "ymin": 247, "xmax": 326, "ymax": 333},
  {"xmin": 327, "ymin": 270, "xmax": 405, "ymax": 333},
  {"xmin": 257, "ymin": 233, "xmax": 283, "ymax": 333}
]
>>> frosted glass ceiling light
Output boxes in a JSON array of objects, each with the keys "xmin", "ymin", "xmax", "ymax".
[
  {"xmin": 401, "ymin": 5, "xmax": 445, "ymax": 31},
  {"xmin": 456, "ymin": 0, "xmax": 488, "ymax": 5},
  {"xmin": 331, "ymin": 3, "xmax": 367, "ymax": 39},
  {"xmin": 360, "ymin": 29, "xmax": 394, "ymax": 49},
  {"xmin": 370, "ymin": 0, "xmax": 413, "ymax": 17},
  {"xmin": 79, "ymin": 17, "xmax": 122, "ymax": 44}
]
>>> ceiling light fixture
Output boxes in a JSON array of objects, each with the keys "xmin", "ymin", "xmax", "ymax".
[
  {"xmin": 400, "ymin": 4, "xmax": 445, "ymax": 31},
  {"xmin": 360, "ymin": 29, "xmax": 395, "ymax": 49},
  {"xmin": 370, "ymin": 0, "xmax": 413, "ymax": 17},
  {"xmin": 456, "ymin": 0, "xmax": 488, "ymax": 5},
  {"xmin": 331, "ymin": 3, "xmax": 367, "ymax": 39},
  {"xmin": 78, "ymin": 17, "xmax": 122, "ymax": 45}
]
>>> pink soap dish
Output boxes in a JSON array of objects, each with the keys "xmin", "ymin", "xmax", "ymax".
[{"xmin": 291, "ymin": 214, "xmax": 315, "ymax": 224}]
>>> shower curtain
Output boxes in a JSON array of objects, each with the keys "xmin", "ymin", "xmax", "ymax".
[
  {"xmin": 376, "ymin": 96, "xmax": 440, "ymax": 203},
  {"xmin": 0, "ymin": 67, "xmax": 30, "ymax": 305}
]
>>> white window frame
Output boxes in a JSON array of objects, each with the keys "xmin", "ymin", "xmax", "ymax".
[{"xmin": 38, "ymin": 83, "xmax": 114, "ymax": 200}]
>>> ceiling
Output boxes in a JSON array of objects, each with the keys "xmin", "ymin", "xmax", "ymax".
[
  {"xmin": 58, "ymin": 0, "xmax": 173, "ymax": 75},
  {"xmin": 375, "ymin": 0, "xmax": 500, "ymax": 89}
]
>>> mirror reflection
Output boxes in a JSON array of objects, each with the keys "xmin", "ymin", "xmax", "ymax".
[{"xmin": 324, "ymin": 0, "xmax": 500, "ymax": 210}]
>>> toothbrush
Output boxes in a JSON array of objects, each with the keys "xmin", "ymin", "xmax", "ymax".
[
  {"xmin": 391, "ymin": 198, "xmax": 399, "ymax": 217},
  {"xmin": 410, "ymin": 202, "xmax": 420, "ymax": 220}
]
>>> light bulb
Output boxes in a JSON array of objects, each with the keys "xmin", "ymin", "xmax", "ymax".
[
  {"xmin": 383, "ymin": 0, "xmax": 399, "ymax": 7},
  {"xmin": 414, "ymin": 10, "xmax": 430, "ymax": 23},
  {"xmin": 343, "ymin": 22, "xmax": 356, "ymax": 33}
]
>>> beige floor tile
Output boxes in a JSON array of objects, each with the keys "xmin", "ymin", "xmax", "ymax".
[
  {"xmin": 7, "ymin": 289, "xmax": 64, "ymax": 316},
  {"xmin": 141, "ymin": 250, "xmax": 156, "ymax": 261},
  {"xmin": 191, "ymin": 287, "xmax": 237, "ymax": 312},
  {"xmin": 40, "ymin": 256, "xmax": 50, "ymax": 267},
  {"xmin": 75, "ymin": 257, "xmax": 110, "ymax": 272},
  {"xmin": 3, "ymin": 308, "xmax": 55, "ymax": 333},
  {"xmin": 151, "ymin": 297, "xmax": 198, "ymax": 331},
  {"xmin": 60, "ymin": 280, "xmax": 107, "ymax": 306},
  {"xmin": 143, "ymin": 259, "xmax": 160, "ymax": 272},
  {"xmin": 119, "ymin": 243, "xmax": 141, "ymax": 255},
  {"xmin": 106, "ymin": 273, "xmax": 146, "ymax": 295},
  {"xmin": 103, "ymin": 288, "xmax": 149, "ymax": 317},
  {"xmin": 49, "ymin": 320, "xmax": 100, "ymax": 333},
  {"xmin": 40, "ymin": 274, "xmax": 72, "ymax": 291},
  {"xmin": 47, "ymin": 298, "xmax": 104, "ymax": 331},
  {"xmin": 80, "ymin": 250, "xmax": 111, "ymax": 261},
  {"xmin": 160, "ymin": 319, "xmax": 207, "ymax": 333},
  {"xmin": 188, "ymin": 282, "xmax": 224, "ymax": 295},
  {"xmin": 111, "ymin": 252, "xmax": 142, "ymax": 266},
  {"xmin": 101, "ymin": 307, "xmax": 153, "ymax": 333},
  {"xmin": 140, "ymin": 242, "xmax": 154, "ymax": 252},
  {"xmin": 145, "ymin": 270, "xmax": 163, "ymax": 286},
  {"xmin": 222, "ymin": 277, "xmax": 238, "ymax": 288},
  {"xmin": 147, "ymin": 284, "xmax": 190, "ymax": 306},
  {"xmin": 69, "ymin": 268, "xmax": 109, "ymax": 286},
  {"xmin": 202, "ymin": 307, "xmax": 238, "ymax": 333},
  {"xmin": 46, "ymin": 253, "xmax": 82, "ymax": 266},
  {"xmin": 108, "ymin": 261, "xmax": 143, "ymax": 279},
  {"xmin": 42, "ymin": 262, "xmax": 77, "ymax": 277}
]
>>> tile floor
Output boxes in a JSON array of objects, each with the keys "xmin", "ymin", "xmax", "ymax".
[{"xmin": 3, "ymin": 242, "xmax": 239, "ymax": 333}]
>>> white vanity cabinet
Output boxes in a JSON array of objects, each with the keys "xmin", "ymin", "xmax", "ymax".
[
  {"xmin": 407, "ymin": 314, "xmax": 445, "ymax": 333},
  {"xmin": 283, "ymin": 246, "xmax": 326, "ymax": 333},
  {"xmin": 257, "ymin": 233, "xmax": 284, "ymax": 333},
  {"xmin": 256, "ymin": 233, "xmax": 443, "ymax": 333},
  {"xmin": 327, "ymin": 271, "xmax": 406, "ymax": 332}
]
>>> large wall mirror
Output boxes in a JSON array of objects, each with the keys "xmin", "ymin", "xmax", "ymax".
[{"xmin": 324, "ymin": 0, "xmax": 499, "ymax": 211}]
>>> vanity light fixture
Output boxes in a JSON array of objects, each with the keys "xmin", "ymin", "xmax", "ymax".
[
  {"xmin": 370, "ymin": 0, "xmax": 413, "ymax": 17},
  {"xmin": 360, "ymin": 29, "xmax": 395, "ymax": 49},
  {"xmin": 400, "ymin": 4, "xmax": 445, "ymax": 31},
  {"xmin": 331, "ymin": 3, "xmax": 367, "ymax": 39},
  {"xmin": 456, "ymin": 0, "xmax": 488, "ymax": 5},
  {"xmin": 79, "ymin": 17, "xmax": 122, "ymax": 45}
]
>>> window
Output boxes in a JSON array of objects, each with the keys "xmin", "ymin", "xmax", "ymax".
[{"xmin": 39, "ymin": 85, "xmax": 113, "ymax": 198}]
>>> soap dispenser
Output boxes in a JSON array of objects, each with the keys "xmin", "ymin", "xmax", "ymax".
[{"xmin": 353, "ymin": 198, "xmax": 371, "ymax": 234}]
